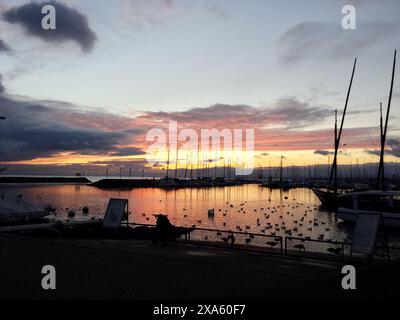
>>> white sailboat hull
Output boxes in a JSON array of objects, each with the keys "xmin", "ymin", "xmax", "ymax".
[
  {"xmin": 0, "ymin": 197, "xmax": 49, "ymax": 224},
  {"xmin": 337, "ymin": 207, "xmax": 400, "ymax": 228}
]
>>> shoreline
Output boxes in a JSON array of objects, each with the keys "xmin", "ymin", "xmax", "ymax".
[{"xmin": 0, "ymin": 176, "xmax": 91, "ymax": 184}]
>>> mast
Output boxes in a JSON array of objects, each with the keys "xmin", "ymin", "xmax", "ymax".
[
  {"xmin": 184, "ymin": 153, "xmax": 190, "ymax": 180},
  {"xmin": 329, "ymin": 58, "xmax": 357, "ymax": 191},
  {"xmin": 214, "ymin": 152, "xmax": 217, "ymax": 178},
  {"xmin": 378, "ymin": 102, "xmax": 384, "ymax": 187},
  {"xmin": 174, "ymin": 144, "xmax": 179, "ymax": 179},
  {"xmin": 166, "ymin": 146, "xmax": 170, "ymax": 178},
  {"xmin": 196, "ymin": 141, "xmax": 200, "ymax": 179},
  {"xmin": 356, "ymin": 157, "xmax": 359, "ymax": 180},
  {"xmin": 190, "ymin": 153, "xmax": 194, "ymax": 180},
  {"xmin": 223, "ymin": 157, "xmax": 226, "ymax": 179},
  {"xmin": 334, "ymin": 110, "xmax": 338, "ymax": 193},
  {"xmin": 378, "ymin": 50, "xmax": 397, "ymax": 190}
]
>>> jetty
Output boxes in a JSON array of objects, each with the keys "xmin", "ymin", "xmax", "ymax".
[
  {"xmin": 0, "ymin": 176, "xmax": 91, "ymax": 184},
  {"xmin": 91, "ymin": 177, "xmax": 260, "ymax": 190},
  {"xmin": 91, "ymin": 178, "xmax": 156, "ymax": 189}
]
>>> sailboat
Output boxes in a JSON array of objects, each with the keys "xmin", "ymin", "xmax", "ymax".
[
  {"xmin": 0, "ymin": 196, "xmax": 49, "ymax": 224},
  {"xmin": 336, "ymin": 50, "xmax": 400, "ymax": 226},
  {"xmin": 312, "ymin": 57, "xmax": 357, "ymax": 207},
  {"xmin": 157, "ymin": 143, "xmax": 177, "ymax": 188}
]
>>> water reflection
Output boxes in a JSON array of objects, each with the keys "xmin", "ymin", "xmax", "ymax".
[{"xmin": 0, "ymin": 184, "xmax": 350, "ymax": 242}]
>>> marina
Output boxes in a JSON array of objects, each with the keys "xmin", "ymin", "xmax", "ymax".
[
  {"xmin": 1, "ymin": 0, "xmax": 400, "ymax": 305},
  {"xmin": 1, "ymin": 182, "xmax": 399, "ymax": 260}
]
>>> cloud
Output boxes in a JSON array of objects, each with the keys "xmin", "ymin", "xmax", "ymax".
[
  {"xmin": 386, "ymin": 139, "xmax": 400, "ymax": 157},
  {"xmin": 314, "ymin": 150, "xmax": 335, "ymax": 156},
  {"xmin": 0, "ymin": 94, "xmax": 144, "ymax": 161},
  {"xmin": 0, "ymin": 85, "xmax": 383, "ymax": 166},
  {"xmin": 366, "ymin": 139, "xmax": 400, "ymax": 158},
  {"xmin": 110, "ymin": 147, "xmax": 144, "ymax": 157},
  {"xmin": 0, "ymin": 39, "xmax": 11, "ymax": 53},
  {"xmin": 0, "ymin": 74, "xmax": 4, "ymax": 94},
  {"xmin": 2, "ymin": 1, "xmax": 97, "ymax": 52},
  {"xmin": 140, "ymin": 97, "xmax": 331, "ymax": 130},
  {"xmin": 278, "ymin": 21, "xmax": 399, "ymax": 64}
]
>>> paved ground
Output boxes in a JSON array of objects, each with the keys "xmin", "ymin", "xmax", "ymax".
[{"xmin": 0, "ymin": 234, "xmax": 398, "ymax": 300}]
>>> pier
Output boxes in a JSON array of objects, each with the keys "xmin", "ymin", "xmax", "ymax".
[
  {"xmin": 0, "ymin": 176, "xmax": 91, "ymax": 184},
  {"xmin": 91, "ymin": 178, "xmax": 260, "ymax": 190}
]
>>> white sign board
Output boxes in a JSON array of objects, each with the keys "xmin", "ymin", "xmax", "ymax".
[
  {"xmin": 352, "ymin": 214, "xmax": 380, "ymax": 256},
  {"xmin": 102, "ymin": 198, "xmax": 128, "ymax": 229}
]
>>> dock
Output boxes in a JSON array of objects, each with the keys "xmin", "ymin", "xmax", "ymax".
[
  {"xmin": 91, "ymin": 178, "xmax": 260, "ymax": 190},
  {"xmin": 0, "ymin": 176, "xmax": 91, "ymax": 184}
]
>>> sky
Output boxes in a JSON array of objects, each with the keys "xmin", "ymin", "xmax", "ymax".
[{"xmin": 0, "ymin": 0, "xmax": 400, "ymax": 176}]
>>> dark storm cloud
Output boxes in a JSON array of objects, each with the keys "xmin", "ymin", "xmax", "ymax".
[
  {"xmin": 0, "ymin": 95, "xmax": 144, "ymax": 161},
  {"xmin": 3, "ymin": 1, "xmax": 97, "ymax": 52},
  {"xmin": 0, "ymin": 39, "xmax": 12, "ymax": 53}
]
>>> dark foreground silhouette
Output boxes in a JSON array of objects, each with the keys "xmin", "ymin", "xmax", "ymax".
[{"xmin": 153, "ymin": 214, "xmax": 194, "ymax": 245}]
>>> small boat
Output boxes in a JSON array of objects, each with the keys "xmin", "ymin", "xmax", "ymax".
[
  {"xmin": 336, "ymin": 190, "xmax": 400, "ymax": 227},
  {"xmin": 0, "ymin": 196, "xmax": 49, "ymax": 224}
]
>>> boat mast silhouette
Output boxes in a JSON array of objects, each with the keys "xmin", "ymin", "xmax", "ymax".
[
  {"xmin": 328, "ymin": 58, "xmax": 357, "ymax": 193},
  {"xmin": 377, "ymin": 50, "xmax": 397, "ymax": 190}
]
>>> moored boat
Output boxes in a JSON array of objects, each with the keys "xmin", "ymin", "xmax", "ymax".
[
  {"xmin": 0, "ymin": 196, "xmax": 49, "ymax": 224},
  {"xmin": 336, "ymin": 190, "xmax": 400, "ymax": 227}
]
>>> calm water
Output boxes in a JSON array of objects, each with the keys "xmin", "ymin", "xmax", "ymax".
[{"xmin": 0, "ymin": 183, "xmax": 351, "ymax": 243}]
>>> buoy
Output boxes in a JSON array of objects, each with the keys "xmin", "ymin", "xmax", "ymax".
[{"xmin": 67, "ymin": 210, "xmax": 75, "ymax": 218}]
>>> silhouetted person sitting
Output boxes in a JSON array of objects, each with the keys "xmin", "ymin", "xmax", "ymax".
[
  {"xmin": 153, "ymin": 214, "xmax": 194, "ymax": 245},
  {"xmin": 155, "ymin": 214, "xmax": 174, "ymax": 244}
]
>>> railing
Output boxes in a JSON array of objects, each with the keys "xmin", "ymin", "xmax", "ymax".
[
  {"xmin": 128, "ymin": 223, "xmax": 284, "ymax": 255},
  {"xmin": 188, "ymin": 227, "xmax": 284, "ymax": 256},
  {"xmin": 284, "ymin": 236, "xmax": 350, "ymax": 261},
  {"xmin": 126, "ymin": 222, "xmax": 400, "ymax": 261}
]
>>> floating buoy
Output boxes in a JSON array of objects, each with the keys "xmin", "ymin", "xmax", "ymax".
[{"xmin": 67, "ymin": 210, "xmax": 75, "ymax": 218}]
